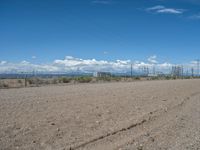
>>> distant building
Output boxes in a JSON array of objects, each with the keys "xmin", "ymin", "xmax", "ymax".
[
  {"xmin": 148, "ymin": 73, "xmax": 158, "ymax": 77},
  {"xmin": 93, "ymin": 72, "xmax": 111, "ymax": 77},
  {"xmin": 157, "ymin": 72, "xmax": 165, "ymax": 77}
]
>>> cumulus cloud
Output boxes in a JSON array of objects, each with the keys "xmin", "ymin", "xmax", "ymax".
[
  {"xmin": 147, "ymin": 55, "xmax": 158, "ymax": 64},
  {"xmin": 21, "ymin": 60, "xmax": 30, "ymax": 65},
  {"xmin": 146, "ymin": 5, "xmax": 185, "ymax": 14},
  {"xmin": 0, "ymin": 56, "xmax": 175, "ymax": 74},
  {"xmin": 0, "ymin": 61, "xmax": 7, "ymax": 65},
  {"xmin": 190, "ymin": 60, "xmax": 200, "ymax": 65},
  {"xmin": 32, "ymin": 56, "xmax": 36, "ymax": 59},
  {"xmin": 53, "ymin": 56, "xmax": 131, "ymax": 73},
  {"xmin": 189, "ymin": 13, "xmax": 200, "ymax": 20}
]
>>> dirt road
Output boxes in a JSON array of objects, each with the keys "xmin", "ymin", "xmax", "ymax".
[{"xmin": 0, "ymin": 80, "xmax": 200, "ymax": 150}]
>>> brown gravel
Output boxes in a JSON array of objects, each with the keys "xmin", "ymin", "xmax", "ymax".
[{"xmin": 0, "ymin": 79, "xmax": 200, "ymax": 150}]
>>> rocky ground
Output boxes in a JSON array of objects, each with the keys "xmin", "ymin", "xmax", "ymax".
[{"xmin": 0, "ymin": 79, "xmax": 200, "ymax": 150}]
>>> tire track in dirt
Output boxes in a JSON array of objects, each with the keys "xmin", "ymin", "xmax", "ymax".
[
  {"xmin": 69, "ymin": 119, "xmax": 147, "ymax": 150},
  {"xmin": 116, "ymin": 91, "xmax": 200, "ymax": 150},
  {"xmin": 68, "ymin": 92, "xmax": 200, "ymax": 150}
]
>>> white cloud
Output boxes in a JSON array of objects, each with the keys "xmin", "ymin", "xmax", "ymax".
[
  {"xmin": 21, "ymin": 60, "xmax": 30, "ymax": 64},
  {"xmin": 53, "ymin": 56, "xmax": 131, "ymax": 73},
  {"xmin": 146, "ymin": 5, "xmax": 185, "ymax": 14},
  {"xmin": 147, "ymin": 55, "xmax": 158, "ymax": 64},
  {"xmin": 190, "ymin": 60, "xmax": 200, "ymax": 64},
  {"xmin": 0, "ymin": 56, "xmax": 175, "ymax": 74},
  {"xmin": 189, "ymin": 13, "xmax": 200, "ymax": 19},
  {"xmin": 0, "ymin": 61, "xmax": 59, "ymax": 73},
  {"xmin": 103, "ymin": 51, "xmax": 108, "ymax": 55},
  {"xmin": 92, "ymin": 0, "xmax": 111, "ymax": 5},
  {"xmin": 158, "ymin": 62, "xmax": 172, "ymax": 67},
  {"xmin": 0, "ymin": 61, "xmax": 7, "ymax": 65},
  {"xmin": 32, "ymin": 56, "xmax": 36, "ymax": 59},
  {"xmin": 157, "ymin": 9, "xmax": 183, "ymax": 14},
  {"xmin": 146, "ymin": 5, "xmax": 165, "ymax": 11}
]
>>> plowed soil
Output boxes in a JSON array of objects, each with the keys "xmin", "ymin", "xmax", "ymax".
[{"xmin": 0, "ymin": 80, "xmax": 200, "ymax": 150}]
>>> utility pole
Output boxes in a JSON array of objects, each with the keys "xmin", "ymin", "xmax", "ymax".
[
  {"xmin": 186, "ymin": 69, "xmax": 189, "ymax": 77},
  {"xmin": 181, "ymin": 65, "xmax": 184, "ymax": 79},
  {"xmin": 197, "ymin": 59, "xmax": 200, "ymax": 77},
  {"xmin": 191, "ymin": 67, "xmax": 194, "ymax": 78},
  {"xmin": 153, "ymin": 65, "xmax": 156, "ymax": 75},
  {"xmin": 131, "ymin": 63, "xmax": 133, "ymax": 77}
]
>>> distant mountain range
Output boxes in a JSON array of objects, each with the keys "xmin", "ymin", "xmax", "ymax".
[{"xmin": 0, "ymin": 71, "xmax": 144, "ymax": 79}]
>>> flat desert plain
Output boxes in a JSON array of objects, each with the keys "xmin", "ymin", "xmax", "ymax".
[{"xmin": 0, "ymin": 79, "xmax": 200, "ymax": 150}]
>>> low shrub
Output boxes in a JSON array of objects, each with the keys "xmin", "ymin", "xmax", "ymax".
[
  {"xmin": 27, "ymin": 78, "xmax": 43, "ymax": 85},
  {"xmin": 63, "ymin": 77, "xmax": 71, "ymax": 83},
  {"xmin": 151, "ymin": 77, "xmax": 159, "ymax": 80},
  {"xmin": 0, "ymin": 82, "xmax": 9, "ymax": 88},
  {"xmin": 18, "ymin": 79, "xmax": 23, "ymax": 84},
  {"xmin": 184, "ymin": 76, "xmax": 191, "ymax": 79},
  {"xmin": 97, "ymin": 77, "xmax": 112, "ymax": 81},
  {"xmin": 27, "ymin": 79, "xmax": 34, "ymax": 84},
  {"xmin": 164, "ymin": 76, "xmax": 171, "ymax": 80},
  {"xmin": 75, "ymin": 76, "xmax": 92, "ymax": 83},
  {"xmin": 172, "ymin": 76, "xmax": 177, "ymax": 80},
  {"xmin": 52, "ymin": 78, "xmax": 58, "ymax": 84},
  {"xmin": 112, "ymin": 77, "xmax": 121, "ymax": 81},
  {"xmin": 134, "ymin": 77, "xmax": 140, "ymax": 80},
  {"xmin": 59, "ymin": 77, "xmax": 72, "ymax": 83}
]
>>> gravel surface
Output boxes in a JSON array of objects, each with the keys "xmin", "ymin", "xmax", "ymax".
[{"xmin": 0, "ymin": 79, "xmax": 200, "ymax": 150}]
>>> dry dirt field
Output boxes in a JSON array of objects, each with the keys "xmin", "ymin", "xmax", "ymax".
[{"xmin": 0, "ymin": 79, "xmax": 200, "ymax": 150}]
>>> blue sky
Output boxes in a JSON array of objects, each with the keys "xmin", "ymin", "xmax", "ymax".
[{"xmin": 0, "ymin": 0, "xmax": 200, "ymax": 73}]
